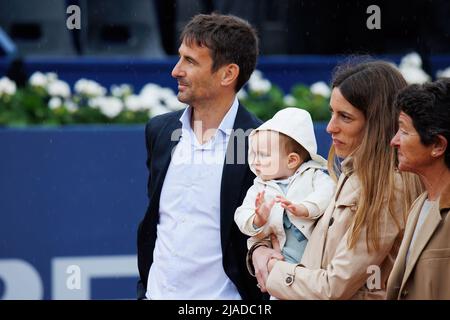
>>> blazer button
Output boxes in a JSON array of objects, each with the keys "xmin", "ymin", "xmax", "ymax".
[
  {"xmin": 285, "ymin": 275, "xmax": 294, "ymax": 285},
  {"xmin": 401, "ymin": 290, "xmax": 408, "ymax": 297}
]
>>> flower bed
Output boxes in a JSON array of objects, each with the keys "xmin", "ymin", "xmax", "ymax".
[{"xmin": 1, "ymin": 53, "xmax": 447, "ymax": 126}]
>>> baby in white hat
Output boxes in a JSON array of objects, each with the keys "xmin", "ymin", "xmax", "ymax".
[{"xmin": 235, "ymin": 108, "xmax": 336, "ymax": 266}]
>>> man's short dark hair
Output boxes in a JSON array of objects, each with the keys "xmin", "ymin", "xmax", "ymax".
[
  {"xmin": 180, "ymin": 13, "xmax": 259, "ymax": 92},
  {"xmin": 394, "ymin": 78, "xmax": 450, "ymax": 168}
]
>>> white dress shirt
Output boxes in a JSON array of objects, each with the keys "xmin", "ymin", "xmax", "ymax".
[{"xmin": 146, "ymin": 97, "xmax": 242, "ymax": 299}]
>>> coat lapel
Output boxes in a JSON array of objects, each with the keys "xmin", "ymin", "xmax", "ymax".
[
  {"xmin": 387, "ymin": 193, "xmax": 425, "ymax": 297},
  {"xmin": 400, "ymin": 194, "xmax": 442, "ymax": 290}
]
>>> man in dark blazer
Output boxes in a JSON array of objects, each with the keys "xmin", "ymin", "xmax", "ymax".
[{"xmin": 137, "ymin": 13, "xmax": 263, "ymax": 300}]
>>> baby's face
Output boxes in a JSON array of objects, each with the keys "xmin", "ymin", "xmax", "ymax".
[{"xmin": 250, "ymin": 131, "xmax": 292, "ymax": 181}]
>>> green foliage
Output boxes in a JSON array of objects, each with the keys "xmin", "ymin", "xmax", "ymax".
[
  {"xmin": 241, "ymin": 85, "xmax": 285, "ymax": 121},
  {"xmin": 241, "ymin": 83, "xmax": 330, "ymax": 122},
  {"xmin": 0, "ymin": 85, "xmax": 149, "ymax": 127},
  {"xmin": 290, "ymin": 84, "xmax": 331, "ymax": 121}
]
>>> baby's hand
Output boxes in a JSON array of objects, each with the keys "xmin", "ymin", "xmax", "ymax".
[
  {"xmin": 254, "ymin": 191, "xmax": 276, "ymax": 227},
  {"xmin": 275, "ymin": 196, "xmax": 309, "ymax": 217}
]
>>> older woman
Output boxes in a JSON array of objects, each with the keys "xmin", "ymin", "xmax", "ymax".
[
  {"xmin": 249, "ymin": 60, "xmax": 423, "ymax": 299},
  {"xmin": 386, "ymin": 78, "xmax": 450, "ymax": 300}
]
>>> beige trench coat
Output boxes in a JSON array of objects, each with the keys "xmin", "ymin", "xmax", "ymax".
[
  {"xmin": 386, "ymin": 183, "xmax": 450, "ymax": 300},
  {"xmin": 265, "ymin": 158, "xmax": 407, "ymax": 299}
]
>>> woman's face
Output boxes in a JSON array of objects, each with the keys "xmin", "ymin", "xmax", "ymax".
[
  {"xmin": 327, "ymin": 88, "xmax": 366, "ymax": 158},
  {"xmin": 390, "ymin": 112, "xmax": 435, "ymax": 173}
]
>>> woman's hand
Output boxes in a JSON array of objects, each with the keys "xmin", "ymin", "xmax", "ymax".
[{"xmin": 252, "ymin": 235, "xmax": 284, "ymax": 292}]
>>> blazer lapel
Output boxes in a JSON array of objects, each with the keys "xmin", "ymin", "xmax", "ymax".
[
  {"xmin": 220, "ymin": 105, "xmax": 257, "ymax": 252},
  {"xmin": 400, "ymin": 196, "xmax": 442, "ymax": 290},
  {"xmin": 149, "ymin": 117, "xmax": 182, "ymax": 206}
]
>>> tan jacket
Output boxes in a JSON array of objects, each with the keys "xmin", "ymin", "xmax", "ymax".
[
  {"xmin": 266, "ymin": 158, "xmax": 407, "ymax": 299},
  {"xmin": 386, "ymin": 184, "xmax": 450, "ymax": 300}
]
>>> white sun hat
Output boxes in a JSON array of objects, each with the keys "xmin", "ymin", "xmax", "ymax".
[{"xmin": 249, "ymin": 107, "xmax": 327, "ymax": 168}]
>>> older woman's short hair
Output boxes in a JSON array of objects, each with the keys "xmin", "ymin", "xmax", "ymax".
[{"xmin": 394, "ymin": 78, "xmax": 450, "ymax": 168}]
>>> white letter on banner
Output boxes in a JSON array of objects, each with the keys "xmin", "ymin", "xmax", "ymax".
[
  {"xmin": 52, "ymin": 255, "xmax": 138, "ymax": 299},
  {"xmin": 0, "ymin": 259, "xmax": 43, "ymax": 299},
  {"xmin": 66, "ymin": 265, "xmax": 81, "ymax": 290}
]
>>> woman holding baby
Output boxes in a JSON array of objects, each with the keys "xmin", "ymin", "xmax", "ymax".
[{"xmin": 248, "ymin": 60, "xmax": 423, "ymax": 299}]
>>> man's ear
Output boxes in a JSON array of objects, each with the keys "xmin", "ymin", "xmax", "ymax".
[
  {"xmin": 287, "ymin": 152, "xmax": 301, "ymax": 169},
  {"xmin": 220, "ymin": 63, "xmax": 239, "ymax": 88},
  {"xmin": 431, "ymin": 134, "xmax": 448, "ymax": 158}
]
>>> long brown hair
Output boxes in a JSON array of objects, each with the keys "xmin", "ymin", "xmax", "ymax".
[{"xmin": 328, "ymin": 60, "xmax": 423, "ymax": 252}]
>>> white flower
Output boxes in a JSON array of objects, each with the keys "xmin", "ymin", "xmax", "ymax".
[
  {"xmin": 248, "ymin": 70, "xmax": 272, "ymax": 94},
  {"xmin": 400, "ymin": 66, "xmax": 431, "ymax": 84},
  {"xmin": 65, "ymin": 100, "xmax": 78, "ymax": 113},
  {"xmin": 100, "ymin": 97, "xmax": 123, "ymax": 118},
  {"xmin": 140, "ymin": 83, "xmax": 162, "ymax": 97},
  {"xmin": 399, "ymin": 52, "xmax": 423, "ymax": 69},
  {"xmin": 436, "ymin": 67, "xmax": 450, "ymax": 79},
  {"xmin": 47, "ymin": 80, "xmax": 71, "ymax": 98},
  {"xmin": 46, "ymin": 72, "xmax": 58, "ymax": 83},
  {"xmin": 29, "ymin": 72, "xmax": 48, "ymax": 87},
  {"xmin": 139, "ymin": 84, "xmax": 164, "ymax": 110},
  {"xmin": 111, "ymin": 84, "xmax": 132, "ymax": 97},
  {"xmin": 155, "ymin": 88, "xmax": 184, "ymax": 111},
  {"xmin": 125, "ymin": 95, "xmax": 143, "ymax": 111},
  {"xmin": 237, "ymin": 89, "xmax": 247, "ymax": 100},
  {"xmin": 248, "ymin": 78, "xmax": 271, "ymax": 94},
  {"xmin": 158, "ymin": 88, "xmax": 175, "ymax": 101},
  {"xmin": 398, "ymin": 52, "xmax": 431, "ymax": 84},
  {"xmin": 310, "ymin": 81, "xmax": 331, "ymax": 98},
  {"xmin": 164, "ymin": 95, "xmax": 185, "ymax": 111},
  {"xmin": 75, "ymin": 79, "xmax": 106, "ymax": 97},
  {"xmin": 251, "ymin": 70, "xmax": 263, "ymax": 80},
  {"xmin": 149, "ymin": 104, "xmax": 170, "ymax": 117},
  {"xmin": 111, "ymin": 85, "xmax": 122, "ymax": 97},
  {"xmin": 283, "ymin": 94, "xmax": 297, "ymax": 106},
  {"xmin": 90, "ymin": 97, "xmax": 123, "ymax": 118},
  {"xmin": 48, "ymin": 97, "xmax": 62, "ymax": 109},
  {"xmin": 0, "ymin": 77, "xmax": 17, "ymax": 96}
]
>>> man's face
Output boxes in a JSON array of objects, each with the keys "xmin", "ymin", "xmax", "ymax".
[{"xmin": 171, "ymin": 40, "xmax": 221, "ymax": 106}]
